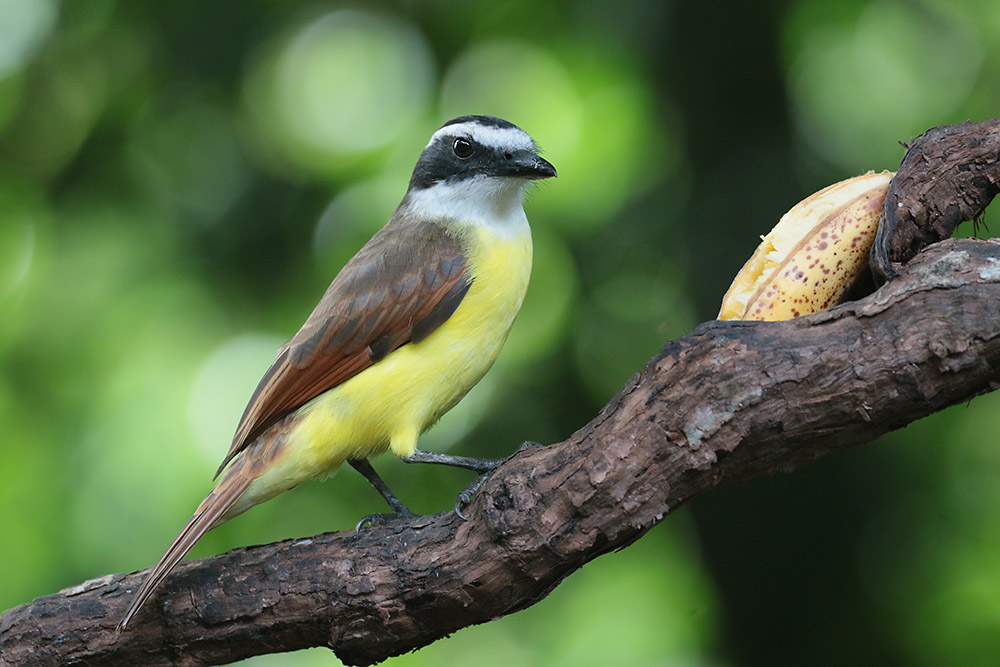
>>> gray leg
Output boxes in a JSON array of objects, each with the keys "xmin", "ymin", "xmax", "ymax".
[
  {"xmin": 404, "ymin": 442, "xmax": 544, "ymax": 519},
  {"xmin": 404, "ymin": 449, "xmax": 505, "ymax": 473},
  {"xmin": 349, "ymin": 459, "xmax": 417, "ymax": 531}
]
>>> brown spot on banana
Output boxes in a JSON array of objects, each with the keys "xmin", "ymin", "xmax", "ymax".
[{"xmin": 718, "ymin": 170, "xmax": 894, "ymax": 321}]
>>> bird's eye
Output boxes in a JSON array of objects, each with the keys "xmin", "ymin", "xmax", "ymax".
[{"xmin": 453, "ymin": 137, "xmax": 474, "ymax": 159}]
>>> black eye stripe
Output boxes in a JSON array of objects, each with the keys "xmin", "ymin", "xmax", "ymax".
[{"xmin": 409, "ymin": 129, "xmax": 531, "ymax": 189}]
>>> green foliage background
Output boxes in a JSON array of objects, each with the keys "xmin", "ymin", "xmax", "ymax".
[{"xmin": 3, "ymin": 1, "xmax": 1000, "ymax": 665}]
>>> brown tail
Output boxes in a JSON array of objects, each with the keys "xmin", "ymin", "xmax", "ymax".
[{"xmin": 116, "ymin": 465, "xmax": 255, "ymax": 632}]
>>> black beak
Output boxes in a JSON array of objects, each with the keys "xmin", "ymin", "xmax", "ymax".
[{"xmin": 501, "ymin": 150, "xmax": 557, "ymax": 180}]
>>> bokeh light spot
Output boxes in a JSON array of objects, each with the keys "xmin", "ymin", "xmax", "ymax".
[
  {"xmin": 785, "ymin": 0, "xmax": 982, "ymax": 170},
  {"xmin": 0, "ymin": 189, "xmax": 39, "ymax": 301},
  {"xmin": 441, "ymin": 41, "xmax": 672, "ymax": 232},
  {"xmin": 0, "ymin": 0, "xmax": 57, "ymax": 77},
  {"xmin": 127, "ymin": 94, "xmax": 252, "ymax": 227},
  {"xmin": 501, "ymin": 224, "xmax": 578, "ymax": 367},
  {"xmin": 440, "ymin": 40, "xmax": 582, "ymax": 171},
  {"xmin": 244, "ymin": 10, "xmax": 434, "ymax": 179},
  {"xmin": 312, "ymin": 175, "xmax": 405, "ymax": 265},
  {"xmin": 188, "ymin": 333, "xmax": 286, "ymax": 466}
]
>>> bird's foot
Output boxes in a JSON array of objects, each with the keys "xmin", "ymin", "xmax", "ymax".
[
  {"xmin": 452, "ymin": 443, "xmax": 543, "ymax": 519},
  {"xmin": 355, "ymin": 507, "xmax": 419, "ymax": 533},
  {"xmin": 454, "ymin": 473, "xmax": 492, "ymax": 520},
  {"xmin": 404, "ymin": 442, "xmax": 546, "ymax": 520},
  {"xmin": 349, "ymin": 458, "xmax": 421, "ymax": 532}
]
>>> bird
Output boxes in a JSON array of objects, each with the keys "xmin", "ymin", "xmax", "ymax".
[{"xmin": 116, "ymin": 115, "xmax": 556, "ymax": 631}]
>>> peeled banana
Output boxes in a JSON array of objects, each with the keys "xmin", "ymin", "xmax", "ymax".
[{"xmin": 718, "ymin": 170, "xmax": 894, "ymax": 321}]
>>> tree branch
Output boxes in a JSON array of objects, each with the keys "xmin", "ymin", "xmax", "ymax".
[
  {"xmin": 871, "ymin": 118, "xmax": 1000, "ymax": 281},
  {"xmin": 5, "ymin": 124, "xmax": 1000, "ymax": 667}
]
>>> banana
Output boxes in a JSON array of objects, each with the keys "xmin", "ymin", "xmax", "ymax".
[{"xmin": 718, "ymin": 170, "xmax": 894, "ymax": 321}]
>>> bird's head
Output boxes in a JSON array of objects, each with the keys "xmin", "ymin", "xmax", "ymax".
[{"xmin": 409, "ymin": 115, "xmax": 557, "ymax": 191}]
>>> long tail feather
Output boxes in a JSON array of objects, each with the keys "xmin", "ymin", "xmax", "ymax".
[{"xmin": 116, "ymin": 466, "xmax": 256, "ymax": 632}]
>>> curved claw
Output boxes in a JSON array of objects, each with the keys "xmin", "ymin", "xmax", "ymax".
[
  {"xmin": 452, "ymin": 442, "xmax": 544, "ymax": 520},
  {"xmin": 454, "ymin": 472, "xmax": 491, "ymax": 521},
  {"xmin": 454, "ymin": 492, "xmax": 473, "ymax": 521},
  {"xmin": 355, "ymin": 508, "xmax": 418, "ymax": 534}
]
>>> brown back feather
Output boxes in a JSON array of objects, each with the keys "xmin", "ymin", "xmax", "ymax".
[{"xmin": 217, "ymin": 218, "xmax": 469, "ymax": 477}]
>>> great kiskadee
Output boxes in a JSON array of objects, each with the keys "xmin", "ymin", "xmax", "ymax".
[{"xmin": 116, "ymin": 115, "xmax": 556, "ymax": 630}]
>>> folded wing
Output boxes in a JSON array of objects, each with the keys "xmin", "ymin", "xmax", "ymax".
[{"xmin": 217, "ymin": 219, "xmax": 470, "ymax": 477}]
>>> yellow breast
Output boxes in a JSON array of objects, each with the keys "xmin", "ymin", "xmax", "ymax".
[{"xmin": 235, "ymin": 222, "xmax": 532, "ymax": 509}]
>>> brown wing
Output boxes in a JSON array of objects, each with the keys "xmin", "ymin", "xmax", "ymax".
[{"xmin": 215, "ymin": 218, "xmax": 470, "ymax": 476}]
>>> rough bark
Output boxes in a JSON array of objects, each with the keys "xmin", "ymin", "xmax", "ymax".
[
  {"xmin": 871, "ymin": 118, "xmax": 1000, "ymax": 282},
  {"xmin": 4, "ymin": 121, "xmax": 1000, "ymax": 667}
]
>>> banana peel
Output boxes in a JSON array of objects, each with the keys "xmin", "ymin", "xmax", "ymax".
[{"xmin": 718, "ymin": 170, "xmax": 894, "ymax": 321}]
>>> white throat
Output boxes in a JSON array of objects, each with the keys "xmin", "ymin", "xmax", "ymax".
[{"xmin": 404, "ymin": 176, "xmax": 531, "ymax": 235}]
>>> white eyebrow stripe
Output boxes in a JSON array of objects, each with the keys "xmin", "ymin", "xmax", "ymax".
[{"xmin": 428, "ymin": 122, "xmax": 536, "ymax": 152}]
